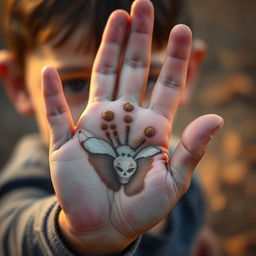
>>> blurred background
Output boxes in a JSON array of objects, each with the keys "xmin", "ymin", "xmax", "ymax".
[
  {"xmin": 0, "ymin": 0, "xmax": 255, "ymax": 255},
  {"xmin": 178, "ymin": 0, "xmax": 256, "ymax": 255}
]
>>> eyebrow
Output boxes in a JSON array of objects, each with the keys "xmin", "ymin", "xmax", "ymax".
[{"xmin": 57, "ymin": 65, "xmax": 92, "ymax": 76}]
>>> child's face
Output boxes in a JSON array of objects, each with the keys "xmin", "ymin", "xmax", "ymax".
[{"xmin": 24, "ymin": 33, "xmax": 163, "ymax": 145}]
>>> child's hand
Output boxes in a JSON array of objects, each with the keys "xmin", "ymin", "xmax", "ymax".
[{"xmin": 42, "ymin": 0, "xmax": 223, "ymax": 254}]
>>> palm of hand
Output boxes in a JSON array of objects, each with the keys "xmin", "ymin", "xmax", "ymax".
[{"xmin": 51, "ymin": 100, "xmax": 178, "ymax": 237}]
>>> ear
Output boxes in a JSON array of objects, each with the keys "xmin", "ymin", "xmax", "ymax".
[
  {"xmin": 0, "ymin": 49, "xmax": 34, "ymax": 115},
  {"xmin": 181, "ymin": 39, "xmax": 207, "ymax": 105}
]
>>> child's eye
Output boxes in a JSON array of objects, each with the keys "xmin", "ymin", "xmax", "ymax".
[
  {"xmin": 61, "ymin": 78, "xmax": 90, "ymax": 105},
  {"xmin": 62, "ymin": 78, "xmax": 89, "ymax": 94}
]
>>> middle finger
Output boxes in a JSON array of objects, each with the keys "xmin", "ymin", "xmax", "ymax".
[{"xmin": 117, "ymin": 0, "xmax": 154, "ymax": 104}]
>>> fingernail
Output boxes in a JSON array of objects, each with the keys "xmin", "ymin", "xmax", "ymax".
[
  {"xmin": 210, "ymin": 118, "xmax": 224, "ymax": 136},
  {"xmin": 200, "ymin": 119, "xmax": 224, "ymax": 156}
]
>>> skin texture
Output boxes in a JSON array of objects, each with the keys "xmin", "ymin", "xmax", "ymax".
[{"xmin": 0, "ymin": 0, "xmax": 222, "ymax": 255}]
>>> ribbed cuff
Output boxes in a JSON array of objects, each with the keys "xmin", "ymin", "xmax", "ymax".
[{"xmin": 34, "ymin": 196, "xmax": 74, "ymax": 255}]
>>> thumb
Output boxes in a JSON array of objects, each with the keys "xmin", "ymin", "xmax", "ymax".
[{"xmin": 168, "ymin": 114, "xmax": 224, "ymax": 192}]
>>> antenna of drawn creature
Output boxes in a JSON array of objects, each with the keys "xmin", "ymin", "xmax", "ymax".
[
  {"xmin": 113, "ymin": 130, "xmax": 121, "ymax": 146},
  {"xmin": 103, "ymin": 123, "xmax": 131, "ymax": 149},
  {"xmin": 125, "ymin": 125, "xmax": 130, "ymax": 144},
  {"xmin": 105, "ymin": 131, "xmax": 115, "ymax": 147},
  {"xmin": 134, "ymin": 138, "xmax": 146, "ymax": 151}
]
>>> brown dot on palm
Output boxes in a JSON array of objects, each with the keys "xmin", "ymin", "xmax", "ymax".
[{"xmin": 100, "ymin": 103, "xmax": 156, "ymax": 149}]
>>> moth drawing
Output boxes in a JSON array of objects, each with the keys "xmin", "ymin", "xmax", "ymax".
[{"xmin": 78, "ymin": 128, "xmax": 161, "ymax": 185}]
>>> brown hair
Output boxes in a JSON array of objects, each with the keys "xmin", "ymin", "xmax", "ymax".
[{"xmin": 1, "ymin": 0, "xmax": 192, "ymax": 68}]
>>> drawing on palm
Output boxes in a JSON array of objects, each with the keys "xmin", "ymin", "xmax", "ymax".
[{"xmin": 78, "ymin": 103, "xmax": 162, "ymax": 195}]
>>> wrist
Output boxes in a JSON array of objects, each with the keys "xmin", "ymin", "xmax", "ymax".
[{"xmin": 58, "ymin": 209, "xmax": 137, "ymax": 256}]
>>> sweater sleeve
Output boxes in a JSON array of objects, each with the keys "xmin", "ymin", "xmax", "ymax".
[{"xmin": 0, "ymin": 135, "xmax": 139, "ymax": 256}]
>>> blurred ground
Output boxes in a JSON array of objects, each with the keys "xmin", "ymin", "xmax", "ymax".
[{"xmin": 0, "ymin": 0, "xmax": 255, "ymax": 256}]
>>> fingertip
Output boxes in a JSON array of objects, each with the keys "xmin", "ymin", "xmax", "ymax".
[
  {"xmin": 132, "ymin": 0, "xmax": 154, "ymax": 9},
  {"xmin": 110, "ymin": 9, "xmax": 129, "ymax": 20},
  {"xmin": 170, "ymin": 24, "xmax": 192, "ymax": 41},
  {"xmin": 168, "ymin": 24, "xmax": 192, "ymax": 60},
  {"xmin": 173, "ymin": 24, "xmax": 192, "ymax": 33},
  {"xmin": 42, "ymin": 66, "xmax": 53, "ymax": 85},
  {"xmin": 103, "ymin": 10, "xmax": 130, "ymax": 43},
  {"xmin": 131, "ymin": 0, "xmax": 154, "ymax": 18},
  {"xmin": 41, "ymin": 66, "xmax": 62, "ymax": 96},
  {"xmin": 41, "ymin": 65, "xmax": 51, "ymax": 75},
  {"xmin": 182, "ymin": 114, "xmax": 224, "ymax": 157},
  {"xmin": 130, "ymin": 0, "xmax": 154, "ymax": 35},
  {"xmin": 196, "ymin": 114, "xmax": 224, "ymax": 131},
  {"xmin": 41, "ymin": 66, "xmax": 58, "ymax": 80},
  {"xmin": 209, "ymin": 114, "xmax": 224, "ymax": 128},
  {"xmin": 107, "ymin": 9, "xmax": 130, "ymax": 27},
  {"xmin": 185, "ymin": 114, "xmax": 224, "ymax": 132}
]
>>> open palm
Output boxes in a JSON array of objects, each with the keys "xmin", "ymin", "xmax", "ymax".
[{"xmin": 42, "ymin": 0, "xmax": 223, "ymax": 254}]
